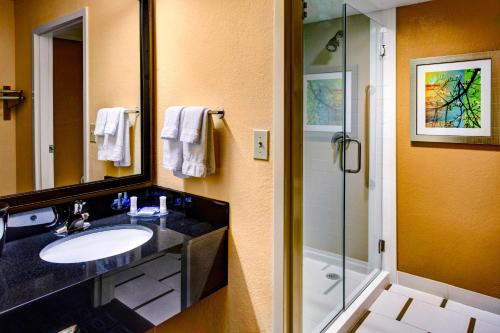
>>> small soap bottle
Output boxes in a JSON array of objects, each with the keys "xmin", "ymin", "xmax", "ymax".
[
  {"xmin": 159, "ymin": 196, "xmax": 167, "ymax": 215},
  {"xmin": 130, "ymin": 196, "xmax": 138, "ymax": 215}
]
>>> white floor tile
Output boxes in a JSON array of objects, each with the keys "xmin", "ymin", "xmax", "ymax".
[
  {"xmin": 114, "ymin": 275, "xmax": 171, "ymax": 309},
  {"xmin": 112, "ymin": 267, "xmax": 144, "ymax": 286},
  {"xmin": 474, "ymin": 319, "xmax": 500, "ymax": 333},
  {"xmin": 402, "ymin": 299, "xmax": 470, "ymax": 333},
  {"xmin": 136, "ymin": 254, "xmax": 181, "ymax": 280},
  {"xmin": 446, "ymin": 300, "xmax": 500, "ymax": 328},
  {"xmin": 356, "ymin": 312, "xmax": 426, "ymax": 333},
  {"xmin": 389, "ymin": 284, "xmax": 443, "ymax": 306},
  {"xmin": 160, "ymin": 271, "xmax": 181, "ymax": 292},
  {"xmin": 135, "ymin": 290, "xmax": 181, "ymax": 325},
  {"xmin": 369, "ymin": 290, "xmax": 409, "ymax": 319}
]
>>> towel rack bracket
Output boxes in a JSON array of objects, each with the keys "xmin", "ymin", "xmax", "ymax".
[
  {"xmin": 1, "ymin": 85, "xmax": 26, "ymax": 120},
  {"xmin": 208, "ymin": 106, "xmax": 225, "ymax": 119}
]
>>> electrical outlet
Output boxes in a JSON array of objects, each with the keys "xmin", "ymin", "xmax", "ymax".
[{"xmin": 253, "ymin": 129, "xmax": 269, "ymax": 160}]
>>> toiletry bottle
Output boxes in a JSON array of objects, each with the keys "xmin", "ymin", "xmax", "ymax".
[
  {"xmin": 130, "ymin": 196, "xmax": 138, "ymax": 215},
  {"xmin": 160, "ymin": 196, "xmax": 167, "ymax": 215}
]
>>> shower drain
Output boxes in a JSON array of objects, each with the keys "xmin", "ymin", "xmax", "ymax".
[{"xmin": 326, "ymin": 273, "xmax": 340, "ymax": 281}]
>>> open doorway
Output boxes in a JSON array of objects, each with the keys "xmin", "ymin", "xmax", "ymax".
[{"xmin": 32, "ymin": 9, "xmax": 88, "ymax": 190}]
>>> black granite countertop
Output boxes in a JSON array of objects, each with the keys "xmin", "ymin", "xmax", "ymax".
[{"xmin": 0, "ymin": 185, "xmax": 229, "ymax": 324}]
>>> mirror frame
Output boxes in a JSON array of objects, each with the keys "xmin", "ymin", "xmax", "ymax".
[{"xmin": 2, "ymin": 0, "xmax": 154, "ymax": 212}]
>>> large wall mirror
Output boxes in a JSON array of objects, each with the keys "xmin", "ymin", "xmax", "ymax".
[{"xmin": 0, "ymin": 0, "xmax": 152, "ymax": 208}]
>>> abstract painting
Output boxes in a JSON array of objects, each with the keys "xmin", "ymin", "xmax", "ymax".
[
  {"xmin": 415, "ymin": 58, "xmax": 491, "ymax": 138},
  {"xmin": 304, "ymin": 72, "xmax": 352, "ymax": 132}
]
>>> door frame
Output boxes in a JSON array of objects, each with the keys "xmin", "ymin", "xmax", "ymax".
[
  {"xmin": 33, "ymin": 8, "xmax": 89, "ymax": 190},
  {"xmin": 282, "ymin": 1, "xmax": 304, "ymax": 332}
]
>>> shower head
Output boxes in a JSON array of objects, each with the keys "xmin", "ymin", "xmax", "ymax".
[{"xmin": 325, "ymin": 30, "xmax": 344, "ymax": 52}]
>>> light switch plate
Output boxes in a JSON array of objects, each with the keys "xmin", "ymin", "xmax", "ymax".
[
  {"xmin": 253, "ymin": 129, "xmax": 269, "ymax": 160},
  {"xmin": 90, "ymin": 124, "xmax": 96, "ymax": 143}
]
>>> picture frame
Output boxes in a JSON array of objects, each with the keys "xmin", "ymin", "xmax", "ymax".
[
  {"xmin": 303, "ymin": 70, "xmax": 354, "ymax": 133},
  {"xmin": 410, "ymin": 51, "xmax": 500, "ymax": 145}
]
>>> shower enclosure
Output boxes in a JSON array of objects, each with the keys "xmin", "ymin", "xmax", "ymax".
[{"xmin": 288, "ymin": 1, "xmax": 386, "ymax": 332}]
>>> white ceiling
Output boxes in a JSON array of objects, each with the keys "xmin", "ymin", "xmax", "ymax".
[{"xmin": 304, "ymin": 0, "xmax": 430, "ymax": 23}]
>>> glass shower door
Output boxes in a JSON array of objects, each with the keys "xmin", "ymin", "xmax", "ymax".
[
  {"xmin": 300, "ymin": 2, "xmax": 384, "ymax": 332},
  {"xmin": 343, "ymin": 4, "xmax": 384, "ymax": 308},
  {"xmin": 302, "ymin": 1, "xmax": 346, "ymax": 331}
]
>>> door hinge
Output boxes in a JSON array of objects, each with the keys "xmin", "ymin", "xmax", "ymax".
[
  {"xmin": 303, "ymin": 1, "xmax": 308, "ymax": 20},
  {"xmin": 49, "ymin": 145, "xmax": 55, "ymax": 153},
  {"xmin": 378, "ymin": 239, "xmax": 385, "ymax": 253},
  {"xmin": 379, "ymin": 44, "xmax": 386, "ymax": 57}
]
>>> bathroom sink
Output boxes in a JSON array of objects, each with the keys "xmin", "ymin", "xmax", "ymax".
[{"xmin": 40, "ymin": 225, "xmax": 153, "ymax": 264}]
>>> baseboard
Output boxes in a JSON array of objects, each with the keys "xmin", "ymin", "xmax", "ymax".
[
  {"xmin": 324, "ymin": 271, "xmax": 390, "ymax": 333},
  {"xmin": 397, "ymin": 271, "xmax": 500, "ymax": 315}
]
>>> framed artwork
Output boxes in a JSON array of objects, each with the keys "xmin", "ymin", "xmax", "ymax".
[
  {"xmin": 410, "ymin": 51, "xmax": 499, "ymax": 145},
  {"xmin": 304, "ymin": 71, "xmax": 353, "ymax": 133}
]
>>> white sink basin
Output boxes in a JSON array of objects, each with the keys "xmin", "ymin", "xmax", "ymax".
[{"xmin": 40, "ymin": 225, "xmax": 153, "ymax": 264}]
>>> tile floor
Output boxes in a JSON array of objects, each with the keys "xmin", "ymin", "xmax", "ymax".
[
  {"xmin": 112, "ymin": 252, "xmax": 182, "ymax": 325},
  {"xmin": 352, "ymin": 284, "xmax": 500, "ymax": 333}
]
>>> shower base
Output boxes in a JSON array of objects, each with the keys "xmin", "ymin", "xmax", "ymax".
[{"xmin": 303, "ymin": 247, "xmax": 380, "ymax": 333}]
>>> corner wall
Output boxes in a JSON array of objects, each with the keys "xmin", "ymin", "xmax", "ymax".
[
  {"xmin": 154, "ymin": 0, "xmax": 274, "ymax": 331},
  {"xmin": 396, "ymin": 0, "xmax": 500, "ymax": 298}
]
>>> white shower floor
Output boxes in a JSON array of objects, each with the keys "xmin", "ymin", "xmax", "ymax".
[{"xmin": 303, "ymin": 247, "xmax": 380, "ymax": 333}]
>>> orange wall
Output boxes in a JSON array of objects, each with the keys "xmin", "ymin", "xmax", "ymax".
[
  {"xmin": 397, "ymin": 0, "xmax": 500, "ymax": 298},
  {"xmin": 13, "ymin": 0, "xmax": 140, "ymax": 192},
  {"xmin": 0, "ymin": 0, "xmax": 17, "ymax": 196},
  {"xmin": 53, "ymin": 38, "xmax": 84, "ymax": 187},
  {"xmin": 154, "ymin": 0, "xmax": 274, "ymax": 332}
]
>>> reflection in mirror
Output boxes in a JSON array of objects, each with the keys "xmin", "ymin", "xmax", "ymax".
[{"xmin": 0, "ymin": 0, "xmax": 142, "ymax": 196}]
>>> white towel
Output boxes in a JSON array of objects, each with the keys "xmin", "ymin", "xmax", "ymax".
[
  {"xmin": 162, "ymin": 107, "xmax": 185, "ymax": 172},
  {"xmin": 161, "ymin": 106, "xmax": 183, "ymax": 139},
  {"xmin": 95, "ymin": 108, "xmax": 109, "ymax": 161},
  {"xmin": 181, "ymin": 109, "xmax": 215, "ymax": 177},
  {"xmin": 96, "ymin": 108, "xmax": 130, "ymax": 166},
  {"xmin": 94, "ymin": 108, "xmax": 109, "ymax": 136},
  {"xmin": 163, "ymin": 139, "xmax": 183, "ymax": 172},
  {"xmin": 179, "ymin": 106, "xmax": 207, "ymax": 144},
  {"xmin": 104, "ymin": 107, "xmax": 122, "ymax": 135},
  {"xmin": 114, "ymin": 115, "xmax": 132, "ymax": 167}
]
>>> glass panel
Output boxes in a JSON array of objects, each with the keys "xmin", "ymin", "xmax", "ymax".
[
  {"xmin": 343, "ymin": 4, "xmax": 384, "ymax": 307},
  {"xmin": 302, "ymin": 1, "xmax": 346, "ymax": 331}
]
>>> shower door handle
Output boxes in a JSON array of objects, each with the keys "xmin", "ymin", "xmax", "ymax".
[{"xmin": 341, "ymin": 138, "xmax": 361, "ymax": 174}]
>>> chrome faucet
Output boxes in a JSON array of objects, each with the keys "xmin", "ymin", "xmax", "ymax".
[{"xmin": 55, "ymin": 200, "xmax": 90, "ymax": 235}]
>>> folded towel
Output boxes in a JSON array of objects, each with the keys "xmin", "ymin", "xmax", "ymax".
[
  {"xmin": 96, "ymin": 108, "xmax": 131, "ymax": 167},
  {"xmin": 181, "ymin": 109, "xmax": 215, "ymax": 177},
  {"xmin": 179, "ymin": 106, "xmax": 207, "ymax": 144},
  {"xmin": 163, "ymin": 138, "xmax": 183, "ymax": 172},
  {"xmin": 162, "ymin": 108, "xmax": 185, "ymax": 175},
  {"xmin": 114, "ymin": 115, "xmax": 132, "ymax": 167},
  {"xmin": 161, "ymin": 106, "xmax": 184, "ymax": 139},
  {"xmin": 104, "ymin": 107, "xmax": 123, "ymax": 135},
  {"xmin": 94, "ymin": 108, "xmax": 109, "ymax": 136}
]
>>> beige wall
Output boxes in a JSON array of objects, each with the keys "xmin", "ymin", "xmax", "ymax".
[
  {"xmin": 154, "ymin": 0, "xmax": 274, "ymax": 332},
  {"xmin": 303, "ymin": 14, "xmax": 371, "ymax": 261},
  {"xmin": 397, "ymin": 0, "xmax": 500, "ymax": 298},
  {"xmin": 0, "ymin": 0, "xmax": 17, "ymax": 196},
  {"xmin": 12, "ymin": 0, "xmax": 140, "ymax": 192}
]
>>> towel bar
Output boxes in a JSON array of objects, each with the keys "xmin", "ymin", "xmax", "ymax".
[
  {"xmin": 124, "ymin": 107, "xmax": 225, "ymax": 118},
  {"xmin": 208, "ymin": 107, "xmax": 225, "ymax": 119}
]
